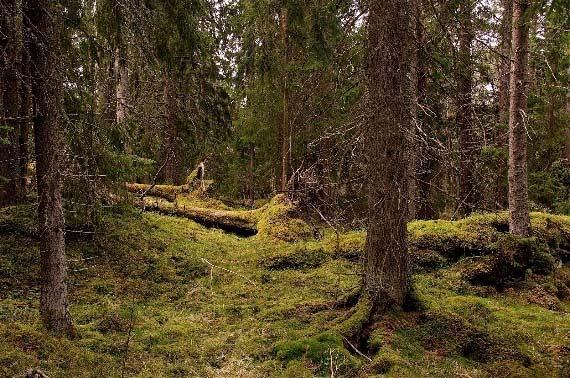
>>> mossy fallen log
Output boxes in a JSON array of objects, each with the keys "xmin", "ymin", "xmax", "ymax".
[
  {"xmin": 140, "ymin": 199, "xmax": 258, "ymax": 236},
  {"xmin": 126, "ymin": 183, "xmax": 188, "ymax": 201}
]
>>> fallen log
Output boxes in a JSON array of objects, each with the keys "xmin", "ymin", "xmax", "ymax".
[
  {"xmin": 140, "ymin": 200, "xmax": 258, "ymax": 237},
  {"xmin": 126, "ymin": 183, "xmax": 188, "ymax": 201}
]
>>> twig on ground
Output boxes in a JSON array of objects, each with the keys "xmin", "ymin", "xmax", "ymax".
[{"xmin": 200, "ymin": 257, "xmax": 257, "ymax": 287}]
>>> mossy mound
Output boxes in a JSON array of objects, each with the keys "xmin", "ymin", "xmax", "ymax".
[
  {"xmin": 261, "ymin": 246, "xmax": 329, "ymax": 271},
  {"xmin": 275, "ymin": 332, "xmax": 361, "ymax": 376},
  {"xmin": 256, "ymin": 195, "xmax": 313, "ymax": 242}
]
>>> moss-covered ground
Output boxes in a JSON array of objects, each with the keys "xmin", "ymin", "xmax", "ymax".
[{"xmin": 1, "ymin": 200, "xmax": 569, "ymax": 377}]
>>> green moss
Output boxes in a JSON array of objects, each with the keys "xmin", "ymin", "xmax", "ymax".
[
  {"xmin": 335, "ymin": 295, "xmax": 373, "ymax": 338},
  {"xmin": 1, "ymin": 205, "xmax": 569, "ymax": 377},
  {"xmin": 370, "ymin": 346, "xmax": 404, "ymax": 374},
  {"xmin": 256, "ymin": 195, "xmax": 313, "ymax": 242},
  {"xmin": 275, "ymin": 332, "xmax": 360, "ymax": 375}
]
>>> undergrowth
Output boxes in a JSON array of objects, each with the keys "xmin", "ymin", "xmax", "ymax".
[{"xmin": 0, "ymin": 205, "xmax": 569, "ymax": 377}]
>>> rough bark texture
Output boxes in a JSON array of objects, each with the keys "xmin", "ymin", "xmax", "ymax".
[
  {"xmin": 19, "ymin": 38, "xmax": 32, "ymax": 195},
  {"xmin": 499, "ymin": 0, "xmax": 513, "ymax": 129},
  {"xmin": 160, "ymin": 75, "xmax": 179, "ymax": 184},
  {"xmin": 280, "ymin": 6, "xmax": 291, "ymax": 193},
  {"xmin": 496, "ymin": 0, "xmax": 513, "ymax": 208},
  {"xmin": 115, "ymin": 47, "xmax": 129, "ymax": 125},
  {"xmin": 456, "ymin": 0, "xmax": 477, "ymax": 215},
  {"xmin": 0, "ymin": 0, "xmax": 24, "ymax": 204},
  {"xmin": 508, "ymin": 0, "xmax": 531, "ymax": 236},
  {"xmin": 364, "ymin": 0, "xmax": 412, "ymax": 310},
  {"xmin": 28, "ymin": 0, "xmax": 75, "ymax": 337},
  {"xmin": 248, "ymin": 143, "xmax": 255, "ymax": 206}
]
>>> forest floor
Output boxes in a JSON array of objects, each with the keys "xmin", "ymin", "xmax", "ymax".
[{"xmin": 1, "ymin": 193, "xmax": 569, "ymax": 377}]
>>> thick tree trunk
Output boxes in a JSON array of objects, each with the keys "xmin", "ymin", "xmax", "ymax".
[
  {"xmin": 364, "ymin": 0, "xmax": 412, "ymax": 310},
  {"xmin": 508, "ymin": 0, "xmax": 531, "ymax": 236},
  {"xmin": 160, "ymin": 75, "xmax": 179, "ymax": 184},
  {"xmin": 0, "ymin": 0, "xmax": 24, "ymax": 204},
  {"xmin": 456, "ymin": 0, "xmax": 477, "ymax": 215},
  {"xmin": 280, "ymin": 6, "xmax": 291, "ymax": 193},
  {"xmin": 28, "ymin": 0, "xmax": 75, "ymax": 337}
]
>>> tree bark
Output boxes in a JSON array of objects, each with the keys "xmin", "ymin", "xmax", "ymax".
[
  {"xmin": 499, "ymin": 0, "xmax": 513, "ymax": 129},
  {"xmin": 456, "ymin": 0, "xmax": 477, "ymax": 215},
  {"xmin": 495, "ymin": 0, "xmax": 513, "ymax": 208},
  {"xmin": 19, "ymin": 36, "xmax": 33, "ymax": 195},
  {"xmin": 364, "ymin": 0, "xmax": 412, "ymax": 310},
  {"xmin": 0, "ymin": 0, "xmax": 24, "ymax": 204},
  {"xmin": 280, "ymin": 6, "xmax": 291, "ymax": 193},
  {"xmin": 248, "ymin": 143, "xmax": 255, "ymax": 206},
  {"xmin": 160, "ymin": 74, "xmax": 179, "ymax": 184},
  {"xmin": 508, "ymin": 0, "xmax": 531, "ymax": 236},
  {"xmin": 27, "ymin": 0, "xmax": 75, "ymax": 337}
]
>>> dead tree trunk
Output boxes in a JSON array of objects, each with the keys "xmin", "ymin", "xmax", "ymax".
[
  {"xmin": 508, "ymin": 0, "xmax": 531, "ymax": 236},
  {"xmin": 28, "ymin": 0, "xmax": 75, "ymax": 337},
  {"xmin": 364, "ymin": 0, "xmax": 412, "ymax": 310}
]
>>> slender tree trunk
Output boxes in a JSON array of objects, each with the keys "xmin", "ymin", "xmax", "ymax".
[
  {"xmin": 456, "ymin": 0, "xmax": 477, "ymax": 215},
  {"xmin": 280, "ymin": 6, "xmax": 291, "ymax": 193},
  {"xmin": 28, "ymin": 0, "xmax": 75, "ymax": 337},
  {"xmin": 499, "ymin": 0, "xmax": 513, "ymax": 128},
  {"xmin": 508, "ymin": 0, "xmax": 531, "ymax": 236},
  {"xmin": 248, "ymin": 143, "xmax": 255, "ymax": 207},
  {"xmin": 408, "ymin": 0, "xmax": 421, "ymax": 221},
  {"xmin": 115, "ymin": 48, "xmax": 129, "ymax": 124},
  {"xmin": 0, "ymin": 0, "xmax": 24, "ymax": 204},
  {"xmin": 364, "ymin": 0, "xmax": 412, "ymax": 310},
  {"xmin": 415, "ymin": 1, "xmax": 434, "ymax": 220},
  {"xmin": 566, "ymin": 84, "xmax": 570, "ymax": 163},
  {"xmin": 496, "ymin": 0, "xmax": 513, "ymax": 208},
  {"xmin": 19, "ymin": 40, "xmax": 33, "ymax": 195},
  {"xmin": 160, "ymin": 74, "xmax": 179, "ymax": 184}
]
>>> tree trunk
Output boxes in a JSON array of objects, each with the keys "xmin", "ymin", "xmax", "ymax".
[
  {"xmin": 496, "ymin": 0, "xmax": 513, "ymax": 208},
  {"xmin": 248, "ymin": 143, "xmax": 255, "ymax": 207},
  {"xmin": 456, "ymin": 0, "xmax": 477, "ymax": 215},
  {"xmin": 508, "ymin": 0, "xmax": 531, "ymax": 236},
  {"xmin": 499, "ymin": 0, "xmax": 513, "ymax": 129},
  {"xmin": 0, "ymin": 0, "xmax": 24, "ymax": 204},
  {"xmin": 115, "ymin": 48, "xmax": 129, "ymax": 125},
  {"xmin": 364, "ymin": 0, "xmax": 412, "ymax": 310},
  {"xmin": 27, "ymin": 0, "xmax": 75, "ymax": 337},
  {"xmin": 160, "ymin": 74, "xmax": 179, "ymax": 184},
  {"xmin": 19, "ymin": 37, "xmax": 33, "ymax": 195},
  {"xmin": 280, "ymin": 6, "xmax": 291, "ymax": 193}
]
